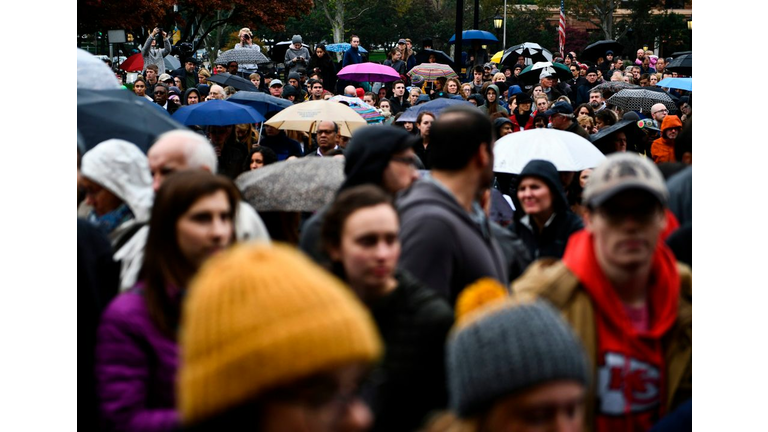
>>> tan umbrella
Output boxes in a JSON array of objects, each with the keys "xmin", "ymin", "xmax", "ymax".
[{"xmin": 264, "ymin": 100, "xmax": 368, "ymax": 137}]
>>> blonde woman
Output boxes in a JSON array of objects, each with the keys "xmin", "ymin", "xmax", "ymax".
[
  {"xmin": 461, "ymin": 83, "xmax": 473, "ymax": 100},
  {"xmin": 197, "ymin": 67, "xmax": 211, "ymax": 85}
]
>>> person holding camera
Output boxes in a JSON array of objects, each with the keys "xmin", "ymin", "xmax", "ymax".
[
  {"xmin": 234, "ymin": 28, "xmax": 260, "ymax": 75},
  {"xmin": 142, "ymin": 27, "xmax": 171, "ymax": 75},
  {"xmin": 284, "ymin": 35, "xmax": 310, "ymax": 77}
]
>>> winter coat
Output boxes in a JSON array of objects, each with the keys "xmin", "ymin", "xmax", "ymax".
[
  {"xmin": 397, "ymin": 177, "xmax": 509, "ymax": 305},
  {"xmin": 95, "ymin": 285, "xmax": 179, "ymax": 432},
  {"xmin": 170, "ymin": 66, "xmax": 199, "ymax": 94},
  {"xmin": 666, "ymin": 166, "xmax": 692, "ymax": 225},
  {"xmin": 141, "ymin": 36, "xmax": 171, "ymax": 75},
  {"xmin": 512, "ymin": 244, "xmax": 692, "ymax": 432},
  {"xmin": 509, "ymin": 109, "xmax": 535, "ymax": 132},
  {"xmin": 79, "ymin": 139, "xmax": 153, "ymax": 291},
  {"xmin": 182, "ymin": 88, "xmax": 201, "ymax": 105},
  {"xmin": 366, "ymin": 270, "xmax": 454, "ymax": 432},
  {"xmin": 652, "ymin": 115, "xmax": 683, "ymax": 164},
  {"xmin": 259, "ymin": 131, "xmax": 304, "ymax": 161},
  {"xmin": 565, "ymin": 119, "xmax": 591, "ymax": 140},
  {"xmin": 284, "ymin": 45, "xmax": 311, "ymax": 75},
  {"xmin": 308, "ymin": 54, "xmax": 337, "ymax": 91},
  {"xmin": 80, "ymin": 219, "xmax": 121, "ymax": 431},
  {"xmin": 342, "ymin": 46, "xmax": 363, "ymax": 68},
  {"xmin": 509, "ymin": 160, "xmax": 584, "ymax": 260},
  {"xmin": 217, "ymin": 137, "xmax": 248, "ymax": 179},
  {"xmin": 576, "ymin": 80, "xmax": 599, "ymax": 106}
]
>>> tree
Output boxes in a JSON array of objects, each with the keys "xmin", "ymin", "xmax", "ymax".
[{"xmin": 536, "ymin": 0, "xmax": 664, "ymax": 40}]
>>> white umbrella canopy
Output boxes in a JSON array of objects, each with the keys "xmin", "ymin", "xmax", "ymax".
[
  {"xmin": 77, "ymin": 48, "xmax": 121, "ymax": 90},
  {"xmin": 493, "ymin": 129, "xmax": 606, "ymax": 174},
  {"xmin": 264, "ymin": 100, "xmax": 368, "ymax": 137}
]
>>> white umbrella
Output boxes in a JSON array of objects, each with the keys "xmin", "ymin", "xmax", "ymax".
[
  {"xmin": 493, "ymin": 129, "xmax": 606, "ymax": 174},
  {"xmin": 77, "ymin": 48, "xmax": 121, "ymax": 90}
]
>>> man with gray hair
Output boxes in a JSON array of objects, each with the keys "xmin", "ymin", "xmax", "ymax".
[
  {"xmin": 148, "ymin": 130, "xmax": 270, "ymax": 242},
  {"xmin": 207, "ymin": 84, "xmax": 226, "ymax": 100}
]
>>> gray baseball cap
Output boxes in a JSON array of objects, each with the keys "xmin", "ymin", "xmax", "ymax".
[{"xmin": 582, "ymin": 153, "xmax": 668, "ymax": 208}]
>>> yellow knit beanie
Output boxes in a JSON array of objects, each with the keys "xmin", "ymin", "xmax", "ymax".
[{"xmin": 178, "ymin": 243, "xmax": 383, "ymax": 425}]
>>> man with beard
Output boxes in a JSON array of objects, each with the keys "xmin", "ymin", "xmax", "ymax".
[
  {"xmin": 397, "ymin": 106, "xmax": 508, "ymax": 305},
  {"xmin": 589, "ymin": 89, "xmax": 606, "ymax": 111},
  {"xmin": 576, "ymin": 67, "xmax": 600, "ymax": 105}
]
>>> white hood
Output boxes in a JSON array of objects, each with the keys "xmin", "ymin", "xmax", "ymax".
[{"xmin": 80, "ymin": 139, "xmax": 154, "ymax": 222}]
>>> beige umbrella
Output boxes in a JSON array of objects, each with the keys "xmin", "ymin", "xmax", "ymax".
[{"xmin": 264, "ymin": 100, "xmax": 368, "ymax": 137}]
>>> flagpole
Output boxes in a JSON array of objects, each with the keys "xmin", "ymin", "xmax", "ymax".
[{"xmin": 503, "ymin": 0, "xmax": 507, "ymax": 48}]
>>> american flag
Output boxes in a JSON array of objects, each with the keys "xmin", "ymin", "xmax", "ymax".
[{"xmin": 558, "ymin": 0, "xmax": 566, "ymax": 58}]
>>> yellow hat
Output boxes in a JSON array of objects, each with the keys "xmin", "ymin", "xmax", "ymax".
[{"xmin": 179, "ymin": 243, "xmax": 383, "ymax": 425}]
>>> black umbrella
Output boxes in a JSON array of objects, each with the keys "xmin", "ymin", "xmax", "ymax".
[
  {"xmin": 500, "ymin": 42, "xmax": 553, "ymax": 66},
  {"xmin": 581, "ymin": 40, "xmax": 624, "ymax": 62},
  {"xmin": 665, "ymin": 53, "xmax": 692, "ymax": 76},
  {"xmin": 606, "ymin": 88, "xmax": 677, "ymax": 113},
  {"xmin": 77, "ymin": 89, "xmax": 185, "ymax": 153},
  {"xmin": 207, "ymin": 72, "xmax": 259, "ymax": 91},
  {"xmin": 589, "ymin": 119, "xmax": 642, "ymax": 154},
  {"xmin": 415, "ymin": 49, "xmax": 455, "ymax": 67}
]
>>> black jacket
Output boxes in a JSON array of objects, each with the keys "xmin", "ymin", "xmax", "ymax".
[
  {"xmin": 258, "ymin": 131, "xmax": 303, "ymax": 161},
  {"xmin": 509, "ymin": 160, "xmax": 584, "ymax": 260},
  {"xmin": 365, "ymin": 270, "xmax": 454, "ymax": 432},
  {"xmin": 170, "ymin": 66, "xmax": 199, "ymax": 92}
]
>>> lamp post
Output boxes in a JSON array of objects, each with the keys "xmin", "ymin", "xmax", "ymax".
[
  {"xmin": 493, "ymin": 14, "xmax": 503, "ymax": 50},
  {"xmin": 502, "ymin": 0, "xmax": 507, "ymax": 48}
]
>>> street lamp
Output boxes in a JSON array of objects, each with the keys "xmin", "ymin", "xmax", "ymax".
[
  {"xmin": 687, "ymin": 20, "xmax": 692, "ymax": 30},
  {"xmin": 493, "ymin": 14, "xmax": 502, "ymax": 48}
]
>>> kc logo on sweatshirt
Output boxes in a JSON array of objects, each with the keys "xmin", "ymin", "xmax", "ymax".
[{"xmin": 597, "ymin": 352, "xmax": 660, "ymax": 415}]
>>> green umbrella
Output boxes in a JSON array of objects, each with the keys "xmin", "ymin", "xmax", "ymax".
[{"xmin": 518, "ymin": 62, "xmax": 572, "ymax": 85}]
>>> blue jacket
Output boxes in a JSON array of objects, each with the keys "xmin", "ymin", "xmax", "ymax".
[{"xmin": 342, "ymin": 47, "xmax": 363, "ymax": 68}]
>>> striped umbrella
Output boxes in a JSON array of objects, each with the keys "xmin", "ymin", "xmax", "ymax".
[
  {"xmin": 407, "ymin": 63, "xmax": 458, "ymax": 81},
  {"xmin": 329, "ymin": 95, "xmax": 385, "ymax": 124}
]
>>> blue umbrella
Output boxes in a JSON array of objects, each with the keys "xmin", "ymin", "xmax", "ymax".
[
  {"xmin": 657, "ymin": 77, "xmax": 692, "ymax": 92},
  {"xmin": 227, "ymin": 91, "xmax": 293, "ymax": 115},
  {"xmin": 172, "ymin": 99, "xmax": 265, "ymax": 126},
  {"xmin": 325, "ymin": 43, "xmax": 368, "ymax": 53},
  {"xmin": 395, "ymin": 98, "xmax": 474, "ymax": 123},
  {"xmin": 448, "ymin": 30, "xmax": 498, "ymax": 44}
]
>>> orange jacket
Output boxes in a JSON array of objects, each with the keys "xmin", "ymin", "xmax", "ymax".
[{"xmin": 651, "ymin": 115, "xmax": 683, "ymax": 164}]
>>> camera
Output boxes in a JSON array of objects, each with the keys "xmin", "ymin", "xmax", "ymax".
[{"xmin": 243, "ymin": 33, "xmax": 251, "ymax": 40}]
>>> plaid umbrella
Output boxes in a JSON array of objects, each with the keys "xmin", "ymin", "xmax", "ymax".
[
  {"xmin": 606, "ymin": 88, "xmax": 677, "ymax": 113},
  {"xmin": 329, "ymin": 95, "xmax": 385, "ymax": 123},
  {"xmin": 236, "ymin": 157, "xmax": 345, "ymax": 212},
  {"xmin": 215, "ymin": 49, "xmax": 271, "ymax": 65},
  {"xmin": 407, "ymin": 63, "xmax": 458, "ymax": 81}
]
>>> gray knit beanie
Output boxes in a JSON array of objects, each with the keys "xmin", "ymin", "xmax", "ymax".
[
  {"xmin": 292, "ymin": 35, "xmax": 303, "ymax": 44},
  {"xmin": 446, "ymin": 299, "xmax": 590, "ymax": 417}
]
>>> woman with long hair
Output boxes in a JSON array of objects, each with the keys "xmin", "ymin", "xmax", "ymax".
[
  {"xmin": 307, "ymin": 43, "xmax": 337, "ymax": 92},
  {"xmin": 95, "ymin": 171, "xmax": 239, "ymax": 432},
  {"xmin": 321, "ymin": 185, "xmax": 453, "ymax": 432},
  {"xmin": 445, "ymin": 78, "xmax": 461, "ymax": 97},
  {"xmin": 246, "ymin": 146, "xmax": 278, "ymax": 170},
  {"xmin": 235, "ymin": 123, "xmax": 259, "ymax": 152},
  {"xmin": 132, "ymin": 76, "xmax": 153, "ymax": 101}
]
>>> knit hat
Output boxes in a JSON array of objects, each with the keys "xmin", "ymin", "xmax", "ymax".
[
  {"xmin": 179, "ymin": 243, "xmax": 383, "ymax": 425},
  {"xmin": 342, "ymin": 126, "xmax": 418, "ymax": 191},
  {"xmin": 355, "ymin": 87, "xmax": 365, "ymax": 99},
  {"xmin": 515, "ymin": 92, "xmax": 532, "ymax": 105},
  {"xmin": 287, "ymin": 72, "xmax": 301, "ymax": 82},
  {"xmin": 291, "ymin": 34, "xmax": 303, "ymax": 44},
  {"xmin": 447, "ymin": 297, "xmax": 590, "ymax": 417}
]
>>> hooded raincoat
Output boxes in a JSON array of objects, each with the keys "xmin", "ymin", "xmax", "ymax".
[
  {"xmin": 651, "ymin": 115, "xmax": 682, "ymax": 164},
  {"xmin": 509, "ymin": 160, "xmax": 584, "ymax": 260},
  {"xmin": 80, "ymin": 139, "xmax": 154, "ymax": 290},
  {"xmin": 479, "ymin": 84, "xmax": 509, "ymax": 117}
]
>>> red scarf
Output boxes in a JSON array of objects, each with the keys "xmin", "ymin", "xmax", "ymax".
[{"xmin": 562, "ymin": 230, "xmax": 680, "ymax": 432}]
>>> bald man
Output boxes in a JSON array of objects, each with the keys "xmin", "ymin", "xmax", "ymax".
[
  {"xmin": 344, "ymin": 85, "xmax": 357, "ymax": 97},
  {"xmin": 148, "ymin": 130, "xmax": 270, "ymax": 242},
  {"xmin": 650, "ymin": 103, "xmax": 668, "ymax": 127},
  {"xmin": 308, "ymin": 120, "xmax": 339, "ymax": 157}
]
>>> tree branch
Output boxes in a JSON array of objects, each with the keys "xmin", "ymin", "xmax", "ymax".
[{"xmin": 348, "ymin": 4, "xmax": 374, "ymax": 21}]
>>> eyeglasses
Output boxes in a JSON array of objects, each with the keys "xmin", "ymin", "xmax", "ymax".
[
  {"xmin": 316, "ymin": 129, "xmax": 336, "ymax": 135},
  {"xmin": 652, "ymin": 109, "xmax": 669, "ymax": 114}
]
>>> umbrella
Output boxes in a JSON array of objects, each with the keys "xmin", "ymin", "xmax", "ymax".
[
  {"xmin": 237, "ymin": 157, "xmax": 345, "ymax": 212},
  {"xmin": 78, "ymin": 48, "xmax": 121, "ymax": 90},
  {"xmin": 119, "ymin": 53, "xmax": 144, "ymax": 72},
  {"xmin": 324, "ymin": 43, "xmax": 368, "ymax": 53},
  {"xmin": 490, "ymin": 50, "xmax": 504, "ymax": 63},
  {"xmin": 592, "ymin": 81, "xmax": 639, "ymax": 93},
  {"xmin": 493, "ymin": 128, "xmax": 606, "ymax": 174},
  {"xmin": 337, "ymin": 62, "xmax": 400, "ymax": 83},
  {"xmin": 264, "ymin": 100, "xmax": 368, "ymax": 137},
  {"xmin": 329, "ymin": 95, "xmax": 385, "ymax": 124},
  {"xmin": 606, "ymin": 88, "xmax": 677, "ymax": 113},
  {"xmin": 227, "ymin": 91, "xmax": 293, "ymax": 115},
  {"xmin": 656, "ymin": 77, "xmax": 692, "ymax": 92},
  {"xmin": 172, "ymin": 99, "xmax": 265, "ymax": 126},
  {"xmin": 580, "ymin": 40, "xmax": 624, "ymax": 62},
  {"xmin": 665, "ymin": 53, "xmax": 692, "ymax": 76},
  {"xmin": 448, "ymin": 30, "xmax": 498, "ymax": 44},
  {"xmin": 490, "ymin": 188, "xmax": 515, "ymax": 224},
  {"xmin": 206, "ymin": 72, "xmax": 258, "ymax": 91},
  {"xmin": 517, "ymin": 62, "xmax": 572, "ymax": 84},
  {"xmin": 589, "ymin": 119, "xmax": 643, "ymax": 154},
  {"xmin": 500, "ymin": 42, "xmax": 553, "ymax": 65},
  {"xmin": 215, "ymin": 49, "xmax": 271, "ymax": 65},
  {"xmin": 394, "ymin": 98, "xmax": 474, "ymax": 123},
  {"xmin": 407, "ymin": 63, "xmax": 458, "ymax": 81},
  {"xmin": 414, "ymin": 49, "xmax": 455, "ymax": 67},
  {"xmin": 78, "ymin": 88, "xmax": 184, "ymax": 153},
  {"xmin": 164, "ymin": 56, "xmax": 181, "ymax": 71}
]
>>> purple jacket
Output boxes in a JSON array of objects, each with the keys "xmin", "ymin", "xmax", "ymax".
[{"xmin": 95, "ymin": 284, "xmax": 179, "ymax": 432}]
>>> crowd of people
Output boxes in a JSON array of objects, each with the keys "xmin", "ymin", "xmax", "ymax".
[{"xmin": 81, "ymin": 32, "xmax": 693, "ymax": 432}]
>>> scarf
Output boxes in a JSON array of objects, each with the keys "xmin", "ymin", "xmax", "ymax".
[
  {"xmin": 562, "ymin": 230, "xmax": 680, "ymax": 432},
  {"xmin": 88, "ymin": 203, "xmax": 134, "ymax": 235}
]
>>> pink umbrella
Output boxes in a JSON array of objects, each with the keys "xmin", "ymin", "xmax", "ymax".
[{"xmin": 337, "ymin": 62, "xmax": 401, "ymax": 83}]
